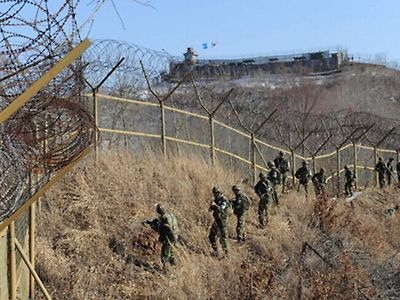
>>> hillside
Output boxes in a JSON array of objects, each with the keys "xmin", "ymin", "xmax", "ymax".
[
  {"xmin": 36, "ymin": 151, "xmax": 400, "ymax": 299},
  {"xmin": 160, "ymin": 62, "xmax": 400, "ymax": 121}
]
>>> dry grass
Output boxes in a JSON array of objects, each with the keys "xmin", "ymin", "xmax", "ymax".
[{"xmin": 35, "ymin": 150, "xmax": 400, "ymax": 299}]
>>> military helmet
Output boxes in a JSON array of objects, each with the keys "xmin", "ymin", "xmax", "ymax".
[
  {"xmin": 232, "ymin": 185, "xmax": 241, "ymax": 192},
  {"xmin": 212, "ymin": 186, "xmax": 221, "ymax": 195},
  {"xmin": 156, "ymin": 204, "xmax": 165, "ymax": 215},
  {"xmin": 302, "ymin": 160, "xmax": 308, "ymax": 166},
  {"xmin": 259, "ymin": 172, "xmax": 266, "ymax": 179},
  {"xmin": 267, "ymin": 161, "xmax": 274, "ymax": 168}
]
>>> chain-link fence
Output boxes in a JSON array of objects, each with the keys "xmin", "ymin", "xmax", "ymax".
[{"xmin": 92, "ymin": 92, "xmax": 399, "ymax": 196}]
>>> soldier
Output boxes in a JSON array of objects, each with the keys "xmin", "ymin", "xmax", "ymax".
[
  {"xmin": 295, "ymin": 160, "xmax": 312, "ymax": 195},
  {"xmin": 344, "ymin": 165, "xmax": 355, "ymax": 197},
  {"xmin": 231, "ymin": 185, "xmax": 250, "ymax": 243},
  {"xmin": 267, "ymin": 161, "xmax": 281, "ymax": 205},
  {"xmin": 274, "ymin": 151, "xmax": 290, "ymax": 193},
  {"xmin": 375, "ymin": 157, "xmax": 386, "ymax": 188},
  {"xmin": 254, "ymin": 173, "xmax": 271, "ymax": 227},
  {"xmin": 312, "ymin": 167, "xmax": 327, "ymax": 198},
  {"xmin": 386, "ymin": 157, "xmax": 394, "ymax": 186},
  {"xmin": 142, "ymin": 204, "xmax": 179, "ymax": 268},
  {"xmin": 208, "ymin": 186, "xmax": 230, "ymax": 258}
]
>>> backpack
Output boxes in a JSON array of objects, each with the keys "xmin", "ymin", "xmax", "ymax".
[{"xmin": 163, "ymin": 213, "xmax": 180, "ymax": 243}]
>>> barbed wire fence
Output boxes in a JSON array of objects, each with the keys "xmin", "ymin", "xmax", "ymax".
[
  {"xmin": 0, "ymin": 0, "xmax": 94, "ymax": 222},
  {"xmin": 80, "ymin": 39, "xmax": 400, "ymax": 197}
]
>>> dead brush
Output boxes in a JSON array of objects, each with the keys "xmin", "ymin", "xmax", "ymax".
[{"xmin": 35, "ymin": 150, "xmax": 400, "ymax": 299}]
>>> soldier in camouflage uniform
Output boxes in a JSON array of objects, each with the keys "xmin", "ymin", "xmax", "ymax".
[
  {"xmin": 208, "ymin": 187, "xmax": 230, "ymax": 257},
  {"xmin": 254, "ymin": 173, "xmax": 271, "ymax": 227},
  {"xmin": 344, "ymin": 165, "xmax": 355, "ymax": 197},
  {"xmin": 143, "ymin": 204, "xmax": 179, "ymax": 268},
  {"xmin": 267, "ymin": 161, "xmax": 281, "ymax": 205},
  {"xmin": 295, "ymin": 160, "xmax": 312, "ymax": 196},
  {"xmin": 274, "ymin": 151, "xmax": 290, "ymax": 193},
  {"xmin": 231, "ymin": 185, "xmax": 250, "ymax": 243},
  {"xmin": 375, "ymin": 157, "xmax": 386, "ymax": 188},
  {"xmin": 386, "ymin": 157, "xmax": 394, "ymax": 186},
  {"xmin": 312, "ymin": 167, "xmax": 327, "ymax": 198}
]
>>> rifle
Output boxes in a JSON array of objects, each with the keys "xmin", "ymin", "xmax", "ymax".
[{"xmin": 142, "ymin": 218, "xmax": 160, "ymax": 231}]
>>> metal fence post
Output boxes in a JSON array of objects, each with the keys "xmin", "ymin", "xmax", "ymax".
[
  {"xmin": 312, "ymin": 156, "xmax": 316, "ymax": 174},
  {"xmin": 291, "ymin": 150, "xmax": 296, "ymax": 188},
  {"xmin": 29, "ymin": 203, "xmax": 36, "ymax": 299},
  {"xmin": 373, "ymin": 146, "xmax": 378, "ymax": 186},
  {"xmin": 92, "ymin": 89, "xmax": 98, "ymax": 161},
  {"xmin": 209, "ymin": 116, "xmax": 215, "ymax": 166},
  {"xmin": 353, "ymin": 142, "xmax": 358, "ymax": 189},
  {"xmin": 336, "ymin": 148, "xmax": 341, "ymax": 196},
  {"xmin": 160, "ymin": 101, "xmax": 166, "ymax": 156},
  {"xmin": 251, "ymin": 134, "xmax": 256, "ymax": 185},
  {"xmin": 8, "ymin": 222, "xmax": 17, "ymax": 300}
]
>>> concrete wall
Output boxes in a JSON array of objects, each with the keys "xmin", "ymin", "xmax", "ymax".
[{"xmin": 166, "ymin": 56, "xmax": 341, "ymax": 81}]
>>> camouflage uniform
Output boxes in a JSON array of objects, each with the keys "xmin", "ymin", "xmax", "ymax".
[
  {"xmin": 254, "ymin": 174, "xmax": 271, "ymax": 227},
  {"xmin": 209, "ymin": 188, "xmax": 230, "ymax": 256},
  {"xmin": 386, "ymin": 158, "xmax": 394, "ymax": 186},
  {"xmin": 312, "ymin": 168, "xmax": 327, "ymax": 197},
  {"xmin": 344, "ymin": 166, "xmax": 355, "ymax": 197},
  {"xmin": 267, "ymin": 162, "xmax": 281, "ymax": 205},
  {"xmin": 295, "ymin": 162, "xmax": 311, "ymax": 195},
  {"xmin": 274, "ymin": 152, "xmax": 290, "ymax": 193},
  {"xmin": 231, "ymin": 186, "xmax": 250, "ymax": 242},
  {"xmin": 375, "ymin": 158, "xmax": 386, "ymax": 188},
  {"xmin": 146, "ymin": 204, "xmax": 179, "ymax": 267}
]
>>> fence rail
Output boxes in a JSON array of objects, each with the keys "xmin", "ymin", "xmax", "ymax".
[{"xmin": 93, "ymin": 92, "xmax": 399, "ymax": 195}]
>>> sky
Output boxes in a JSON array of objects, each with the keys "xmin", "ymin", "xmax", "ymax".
[{"xmin": 78, "ymin": 0, "xmax": 400, "ymax": 62}]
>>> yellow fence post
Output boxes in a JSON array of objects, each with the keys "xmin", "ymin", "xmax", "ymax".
[
  {"xmin": 373, "ymin": 146, "xmax": 378, "ymax": 187},
  {"xmin": 160, "ymin": 101, "xmax": 166, "ymax": 156},
  {"xmin": 312, "ymin": 156, "xmax": 316, "ymax": 175},
  {"xmin": 8, "ymin": 222, "xmax": 16, "ymax": 300},
  {"xmin": 336, "ymin": 148, "xmax": 340, "ymax": 196},
  {"xmin": 93, "ymin": 89, "xmax": 98, "ymax": 161},
  {"xmin": 291, "ymin": 150, "xmax": 296, "ymax": 188},
  {"xmin": 0, "ymin": 39, "xmax": 91, "ymax": 125},
  {"xmin": 353, "ymin": 142, "xmax": 358, "ymax": 189},
  {"xmin": 14, "ymin": 239, "xmax": 52, "ymax": 300},
  {"xmin": 209, "ymin": 116, "xmax": 215, "ymax": 166},
  {"xmin": 29, "ymin": 203, "xmax": 36, "ymax": 299},
  {"xmin": 251, "ymin": 134, "xmax": 256, "ymax": 185}
]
